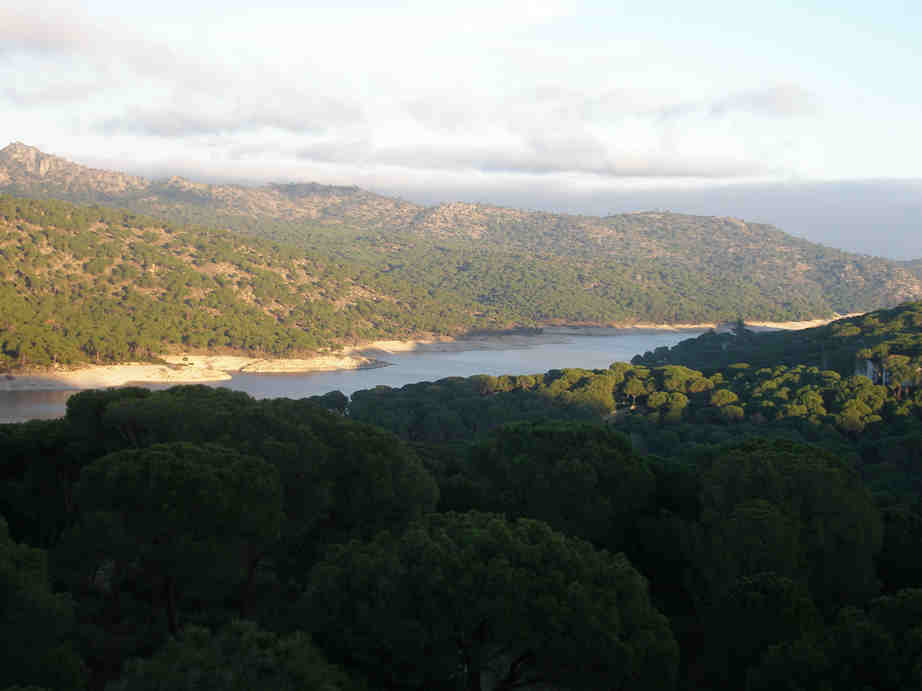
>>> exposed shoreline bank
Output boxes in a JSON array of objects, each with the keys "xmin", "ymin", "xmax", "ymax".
[
  {"xmin": 0, "ymin": 353, "xmax": 382, "ymax": 392},
  {"xmin": 0, "ymin": 313, "xmax": 861, "ymax": 392},
  {"xmin": 552, "ymin": 312, "xmax": 865, "ymax": 334}
]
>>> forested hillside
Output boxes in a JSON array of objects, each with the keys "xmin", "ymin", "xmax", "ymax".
[
  {"xmin": 0, "ymin": 196, "xmax": 506, "ymax": 369},
  {"xmin": 4, "ymin": 142, "xmax": 922, "ymax": 326},
  {"xmin": 632, "ymin": 300, "xmax": 922, "ymax": 373}
]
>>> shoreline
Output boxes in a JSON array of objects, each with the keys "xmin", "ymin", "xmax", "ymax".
[
  {"xmin": 345, "ymin": 332, "xmax": 572, "ymax": 355},
  {"xmin": 0, "ymin": 353, "xmax": 383, "ymax": 393},
  {"xmin": 0, "ymin": 313, "xmax": 860, "ymax": 392},
  {"xmin": 744, "ymin": 312, "xmax": 865, "ymax": 331},
  {"xmin": 574, "ymin": 312, "xmax": 865, "ymax": 333},
  {"xmin": 537, "ymin": 315, "xmax": 863, "ymax": 337}
]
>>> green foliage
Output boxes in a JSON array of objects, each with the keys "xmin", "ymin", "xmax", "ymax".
[
  {"xmin": 60, "ymin": 443, "xmax": 283, "ymax": 633},
  {"xmin": 877, "ymin": 505, "xmax": 922, "ymax": 593},
  {"xmin": 693, "ymin": 439, "xmax": 882, "ymax": 611},
  {"xmin": 748, "ymin": 589, "xmax": 922, "ymax": 691},
  {"xmin": 303, "ymin": 512, "xmax": 678, "ymax": 691},
  {"xmin": 635, "ymin": 301, "xmax": 922, "ymax": 378},
  {"xmin": 0, "ymin": 388, "xmax": 445, "ymax": 689},
  {"xmin": 710, "ymin": 388, "xmax": 739, "ymax": 407},
  {"xmin": 107, "ymin": 620, "xmax": 360, "ymax": 691},
  {"xmin": 349, "ymin": 355, "xmax": 912, "ymax": 450},
  {"xmin": 445, "ymin": 421, "xmax": 655, "ymax": 550},
  {"xmin": 704, "ymin": 573, "xmax": 820, "ymax": 690},
  {"xmin": 60, "ymin": 386, "xmax": 439, "ymax": 591},
  {"xmin": 0, "ymin": 516, "xmax": 85, "ymax": 690}
]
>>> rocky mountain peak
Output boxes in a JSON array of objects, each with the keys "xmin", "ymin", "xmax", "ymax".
[
  {"xmin": 0, "ymin": 141, "xmax": 68, "ymax": 176},
  {"xmin": 0, "ymin": 141, "xmax": 149, "ymax": 195},
  {"xmin": 1, "ymin": 141, "xmax": 38, "ymax": 156}
]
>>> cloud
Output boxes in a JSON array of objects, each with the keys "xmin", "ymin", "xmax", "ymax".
[
  {"xmin": 711, "ymin": 85, "xmax": 819, "ymax": 117},
  {"xmin": 616, "ymin": 84, "xmax": 819, "ymax": 120},
  {"xmin": 295, "ymin": 136, "xmax": 373, "ymax": 164},
  {"xmin": 648, "ymin": 85, "xmax": 819, "ymax": 121},
  {"xmin": 288, "ymin": 128, "xmax": 761, "ymax": 180},
  {"xmin": 0, "ymin": 7, "xmax": 239, "ymax": 96},
  {"xmin": 403, "ymin": 99, "xmax": 476, "ymax": 133},
  {"xmin": 478, "ymin": 83, "xmax": 820, "ymax": 131},
  {"xmin": 0, "ymin": 3, "xmax": 842, "ymax": 189},
  {"xmin": 1, "ymin": 81, "xmax": 103, "ymax": 106},
  {"xmin": 97, "ymin": 98, "xmax": 365, "ymax": 138},
  {"xmin": 0, "ymin": 7, "xmax": 95, "ymax": 55}
]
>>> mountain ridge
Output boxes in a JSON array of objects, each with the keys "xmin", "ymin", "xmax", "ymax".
[
  {"xmin": 3, "ymin": 141, "xmax": 922, "ymax": 328},
  {"xmin": 0, "ymin": 141, "xmax": 417, "ymax": 224}
]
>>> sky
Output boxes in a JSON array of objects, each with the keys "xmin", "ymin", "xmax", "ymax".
[{"xmin": 2, "ymin": 0, "xmax": 921, "ymax": 257}]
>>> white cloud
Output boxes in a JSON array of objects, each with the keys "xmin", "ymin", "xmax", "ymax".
[
  {"xmin": 710, "ymin": 85, "xmax": 819, "ymax": 118},
  {"xmin": 1, "ymin": 0, "xmax": 918, "ymax": 195},
  {"xmin": 97, "ymin": 97, "xmax": 365, "ymax": 137}
]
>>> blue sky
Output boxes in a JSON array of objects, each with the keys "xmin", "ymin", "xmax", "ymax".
[{"xmin": 1, "ymin": 0, "xmax": 920, "ymax": 254}]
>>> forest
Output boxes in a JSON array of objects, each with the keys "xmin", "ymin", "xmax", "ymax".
[
  {"xmin": 4, "ymin": 301, "xmax": 922, "ymax": 690},
  {"xmin": 632, "ymin": 302, "xmax": 922, "ymax": 373}
]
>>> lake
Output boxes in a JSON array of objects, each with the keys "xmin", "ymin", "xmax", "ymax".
[{"xmin": 0, "ymin": 329, "xmax": 704, "ymax": 424}]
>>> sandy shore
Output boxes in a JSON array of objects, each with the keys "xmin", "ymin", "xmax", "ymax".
[
  {"xmin": 543, "ymin": 324, "xmax": 710, "ymax": 336},
  {"xmin": 543, "ymin": 313, "xmax": 862, "ymax": 336},
  {"xmin": 347, "ymin": 333, "xmax": 571, "ymax": 355},
  {"xmin": 0, "ymin": 313, "xmax": 863, "ymax": 392},
  {"xmin": 163, "ymin": 353, "xmax": 377, "ymax": 374},
  {"xmin": 744, "ymin": 312, "xmax": 865, "ymax": 331},
  {"xmin": 0, "ymin": 334, "xmax": 578, "ymax": 392},
  {"xmin": 0, "ymin": 352, "xmax": 377, "ymax": 392}
]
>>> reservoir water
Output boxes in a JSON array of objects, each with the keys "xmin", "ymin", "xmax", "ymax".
[{"xmin": 0, "ymin": 329, "xmax": 704, "ymax": 424}]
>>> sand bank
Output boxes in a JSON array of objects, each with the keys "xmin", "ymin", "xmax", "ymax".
[
  {"xmin": 547, "ymin": 312, "xmax": 865, "ymax": 336},
  {"xmin": 347, "ymin": 333, "xmax": 570, "ymax": 355},
  {"xmin": 0, "ymin": 352, "xmax": 377, "ymax": 392},
  {"xmin": 162, "ymin": 353, "xmax": 376, "ymax": 374},
  {"xmin": 543, "ymin": 324, "xmax": 711, "ymax": 336},
  {"xmin": 745, "ymin": 312, "xmax": 865, "ymax": 331}
]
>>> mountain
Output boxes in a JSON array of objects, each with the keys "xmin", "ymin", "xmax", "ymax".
[
  {"xmin": 3, "ymin": 141, "xmax": 922, "ymax": 328},
  {"xmin": 0, "ymin": 142, "xmax": 148, "ymax": 199},
  {"xmin": 0, "ymin": 196, "xmax": 483, "ymax": 370},
  {"xmin": 0, "ymin": 141, "xmax": 416, "ymax": 223}
]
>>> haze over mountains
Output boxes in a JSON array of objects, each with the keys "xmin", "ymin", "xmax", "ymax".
[
  {"xmin": 487, "ymin": 178, "xmax": 922, "ymax": 261},
  {"xmin": 3, "ymin": 140, "xmax": 922, "ymax": 371}
]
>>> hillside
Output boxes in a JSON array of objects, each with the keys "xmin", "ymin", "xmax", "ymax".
[
  {"xmin": 3, "ymin": 142, "xmax": 922, "ymax": 326},
  {"xmin": 0, "ymin": 196, "xmax": 494, "ymax": 370},
  {"xmin": 632, "ymin": 300, "xmax": 922, "ymax": 375}
]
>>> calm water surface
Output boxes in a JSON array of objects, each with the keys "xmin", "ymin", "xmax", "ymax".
[{"xmin": 0, "ymin": 330, "xmax": 703, "ymax": 424}]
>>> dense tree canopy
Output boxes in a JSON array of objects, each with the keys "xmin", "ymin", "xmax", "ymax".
[
  {"xmin": 303, "ymin": 512, "xmax": 678, "ymax": 691},
  {"xmin": 107, "ymin": 620, "xmax": 360, "ymax": 691},
  {"xmin": 634, "ymin": 301, "xmax": 922, "ymax": 376},
  {"xmin": 441, "ymin": 421, "xmax": 655, "ymax": 550},
  {"xmin": 0, "ymin": 516, "xmax": 84, "ymax": 690},
  {"xmin": 59, "ymin": 443, "xmax": 283, "ymax": 632},
  {"xmin": 691, "ymin": 439, "xmax": 882, "ymax": 611}
]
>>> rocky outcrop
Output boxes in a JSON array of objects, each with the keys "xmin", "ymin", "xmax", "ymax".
[{"xmin": 0, "ymin": 142, "xmax": 149, "ymax": 199}]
